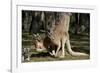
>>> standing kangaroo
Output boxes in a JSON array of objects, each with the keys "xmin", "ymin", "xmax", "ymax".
[{"xmin": 35, "ymin": 12, "xmax": 88, "ymax": 58}]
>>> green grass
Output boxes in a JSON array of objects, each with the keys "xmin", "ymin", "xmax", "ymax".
[
  {"xmin": 22, "ymin": 32, "xmax": 90, "ymax": 62},
  {"xmin": 24, "ymin": 51, "xmax": 89, "ymax": 62}
]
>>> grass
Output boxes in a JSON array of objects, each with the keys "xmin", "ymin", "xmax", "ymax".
[
  {"xmin": 22, "ymin": 32, "xmax": 90, "ymax": 62},
  {"xmin": 24, "ymin": 52, "xmax": 89, "ymax": 62}
]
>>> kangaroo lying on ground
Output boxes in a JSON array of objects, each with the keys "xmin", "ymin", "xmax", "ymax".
[{"xmin": 35, "ymin": 12, "xmax": 88, "ymax": 58}]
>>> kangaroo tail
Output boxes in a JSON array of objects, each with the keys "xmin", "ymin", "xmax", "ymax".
[{"xmin": 66, "ymin": 40, "xmax": 88, "ymax": 56}]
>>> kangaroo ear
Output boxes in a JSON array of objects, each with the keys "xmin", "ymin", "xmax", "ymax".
[
  {"xmin": 34, "ymin": 34, "xmax": 37, "ymax": 37},
  {"xmin": 33, "ymin": 33, "xmax": 39, "ymax": 37},
  {"xmin": 36, "ymin": 33, "xmax": 39, "ymax": 36},
  {"xmin": 32, "ymin": 34, "xmax": 37, "ymax": 39}
]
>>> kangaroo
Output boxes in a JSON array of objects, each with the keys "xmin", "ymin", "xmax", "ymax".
[
  {"xmin": 52, "ymin": 13, "xmax": 88, "ymax": 57},
  {"xmin": 34, "ymin": 35, "xmax": 57, "ymax": 56},
  {"xmin": 35, "ymin": 12, "xmax": 88, "ymax": 58}
]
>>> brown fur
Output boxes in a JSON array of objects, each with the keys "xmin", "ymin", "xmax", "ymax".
[{"xmin": 35, "ymin": 12, "xmax": 88, "ymax": 58}]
